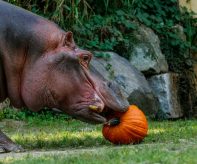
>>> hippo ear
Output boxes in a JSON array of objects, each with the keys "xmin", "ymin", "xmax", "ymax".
[{"xmin": 64, "ymin": 31, "xmax": 75, "ymax": 48}]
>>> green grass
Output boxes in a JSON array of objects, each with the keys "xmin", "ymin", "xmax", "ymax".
[
  {"xmin": 3, "ymin": 119, "xmax": 197, "ymax": 150},
  {"xmin": 2, "ymin": 142, "xmax": 197, "ymax": 164},
  {"xmin": 1, "ymin": 109, "xmax": 197, "ymax": 163}
]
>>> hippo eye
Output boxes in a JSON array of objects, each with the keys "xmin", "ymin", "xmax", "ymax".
[
  {"xmin": 83, "ymin": 55, "xmax": 90, "ymax": 62},
  {"xmin": 79, "ymin": 54, "xmax": 91, "ymax": 68}
]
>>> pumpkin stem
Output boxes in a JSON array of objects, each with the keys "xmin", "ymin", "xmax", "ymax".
[{"xmin": 105, "ymin": 118, "xmax": 120, "ymax": 126}]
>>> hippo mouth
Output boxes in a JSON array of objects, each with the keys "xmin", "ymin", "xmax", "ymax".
[
  {"xmin": 75, "ymin": 108, "xmax": 107, "ymax": 124},
  {"xmin": 66, "ymin": 102, "xmax": 107, "ymax": 124},
  {"xmin": 61, "ymin": 65, "xmax": 129, "ymax": 124}
]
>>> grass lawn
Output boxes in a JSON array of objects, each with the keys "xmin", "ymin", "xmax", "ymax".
[{"xmin": 0, "ymin": 109, "xmax": 197, "ymax": 163}]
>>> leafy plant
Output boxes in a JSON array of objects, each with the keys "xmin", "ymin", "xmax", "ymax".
[
  {"xmin": 6, "ymin": 0, "xmax": 197, "ymax": 72},
  {"xmin": 94, "ymin": 52, "xmax": 111, "ymax": 60},
  {"xmin": 2, "ymin": 107, "xmax": 71, "ymax": 121},
  {"xmin": 131, "ymin": 0, "xmax": 197, "ymax": 72},
  {"xmin": 0, "ymin": 110, "xmax": 4, "ymax": 121},
  {"xmin": 6, "ymin": 0, "xmax": 93, "ymax": 27},
  {"xmin": 72, "ymin": 11, "xmax": 137, "ymax": 59}
]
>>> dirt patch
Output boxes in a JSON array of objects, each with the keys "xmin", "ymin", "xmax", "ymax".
[
  {"xmin": 0, "ymin": 147, "xmax": 106, "ymax": 160},
  {"xmin": 0, "ymin": 142, "xmax": 194, "ymax": 160},
  {"xmin": 1, "ymin": 140, "xmax": 197, "ymax": 160},
  {"xmin": 0, "ymin": 119, "xmax": 26, "ymax": 129}
]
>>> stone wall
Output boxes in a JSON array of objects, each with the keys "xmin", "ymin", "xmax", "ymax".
[{"xmin": 90, "ymin": 22, "xmax": 197, "ymax": 119}]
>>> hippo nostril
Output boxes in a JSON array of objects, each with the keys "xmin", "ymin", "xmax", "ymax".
[{"xmin": 107, "ymin": 81, "xmax": 112, "ymax": 88}]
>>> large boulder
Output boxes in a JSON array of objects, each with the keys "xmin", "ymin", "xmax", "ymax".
[
  {"xmin": 129, "ymin": 24, "xmax": 168, "ymax": 75},
  {"xmin": 90, "ymin": 52, "xmax": 158, "ymax": 117},
  {"xmin": 148, "ymin": 73, "xmax": 183, "ymax": 119}
]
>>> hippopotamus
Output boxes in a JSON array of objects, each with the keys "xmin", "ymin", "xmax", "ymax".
[{"xmin": 0, "ymin": 1, "xmax": 129, "ymax": 153}]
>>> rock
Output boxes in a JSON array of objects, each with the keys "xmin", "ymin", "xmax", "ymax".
[
  {"xmin": 90, "ymin": 51, "xmax": 158, "ymax": 117},
  {"xmin": 193, "ymin": 31, "xmax": 197, "ymax": 117},
  {"xmin": 177, "ymin": 74, "xmax": 192, "ymax": 118},
  {"xmin": 129, "ymin": 24, "xmax": 168, "ymax": 75},
  {"xmin": 187, "ymin": 61, "xmax": 197, "ymax": 118},
  {"xmin": 193, "ymin": 58, "xmax": 197, "ymax": 92},
  {"xmin": 148, "ymin": 73, "xmax": 183, "ymax": 119}
]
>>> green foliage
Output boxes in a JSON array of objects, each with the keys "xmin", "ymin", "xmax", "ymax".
[
  {"xmin": 6, "ymin": 0, "xmax": 93, "ymax": 27},
  {"xmin": 0, "ymin": 110, "xmax": 4, "ymax": 121},
  {"xmin": 5, "ymin": 0, "xmax": 197, "ymax": 72},
  {"xmin": 132, "ymin": 0, "xmax": 197, "ymax": 72},
  {"xmin": 2, "ymin": 107, "xmax": 71, "ymax": 121},
  {"xmin": 1, "ymin": 117, "xmax": 197, "ymax": 154},
  {"xmin": 94, "ymin": 52, "xmax": 111, "ymax": 60},
  {"xmin": 72, "ymin": 0, "xmax": 197, "ymax": 72},
  {"xmin": 72, "ymin": 12, "xmax": 137, "ymax": 59}
]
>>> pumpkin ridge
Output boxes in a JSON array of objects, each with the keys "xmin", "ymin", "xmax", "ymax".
[
  {"xmin": 122, "ymin": 126, "xmax": 143, "ymax": 141},
  {"xmin": 124, "ymin": 125, "xmax": 148, "ymax": 137},
  {"xmin": 121, "ymin": 118, "xmax": 147, "ymax": 124},
  {"xmin": 111, "ymin": 128, "xmax": 126, "ymax": 144},
  {"xmin": 126, "ymin": 121, "xmax": 148, "ymax": 129},
  {"xmin": 121, "ymin": 114, "xmax": 146, "ymax": 121},
  {"xmin": 124, "ymin": 123, "xmax": 148, "ymax": 133},
  {"xmin": 121, "ymin": 121, "xmax": 147, "ymax": 130},
  {"xmin": 124, "ymin": 123, "xmax": 147, "ymax": 131},
  {"xmin": 116, "ymin": 128, "xmax": 129, "ymax": 144}
]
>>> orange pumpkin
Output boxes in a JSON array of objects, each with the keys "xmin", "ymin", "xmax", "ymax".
[{"xmin": 102, "ymin": 105, "xmax": 148, "ymax": 144}]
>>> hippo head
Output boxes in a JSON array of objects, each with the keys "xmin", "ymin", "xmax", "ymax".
[{"xmin": 21, "ymin": 32, "xmax": 129, "ymax": 124}]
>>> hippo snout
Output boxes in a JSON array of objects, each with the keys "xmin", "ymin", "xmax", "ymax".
[{"xmin": 88, "ymin": 93, "xmax": 104, "ymax": 113}]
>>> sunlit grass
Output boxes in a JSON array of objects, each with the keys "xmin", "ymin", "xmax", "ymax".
[
  {"xmin": 1, "ymin": 118, "xmax": 109, "ymax": 150},
  {"xmin": 1, "ymin": 111, "xmax": 197, "ymax": 163},
  {"xmin": 144, "ymin": 120, "xmax": 197, "ymax": 143},
  {"xmin": 1, "ymin": 117, "xmax": 197, "ymax": 150}
]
